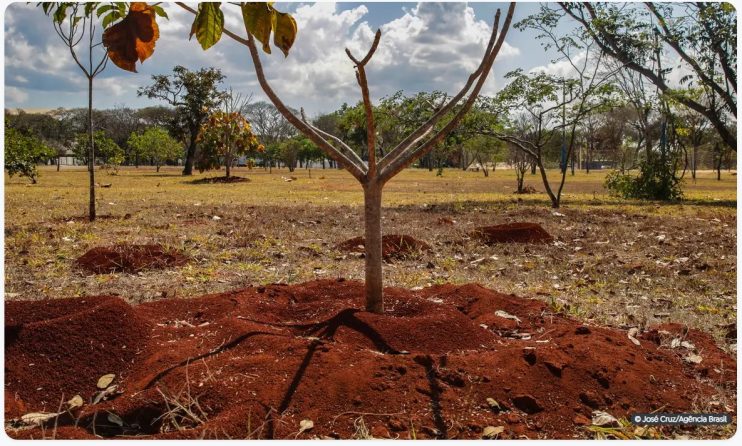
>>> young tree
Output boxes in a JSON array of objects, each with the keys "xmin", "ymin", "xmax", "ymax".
[
  {"xmin": 197, "ymin": 109, "xmax": 263, "ymax": 178},
  {"xmin": 127, "ymin": 127, "xmax": 182, "ymax": 172},
  {"xmin": 102, "ymin": 1, "xmax": 515, "ymax": 313},
  {"xmin": 137, "ymin": 66, "xmax": 226, "ymax": 176},
  {"xmin": 41, "ymin": 3, "xmax": 132, "ymax": 220},
  {"xmin": 4, "ymin": 127, "xmax": 56, "ymax": 184}
]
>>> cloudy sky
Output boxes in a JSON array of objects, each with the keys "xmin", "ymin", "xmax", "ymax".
[{"xmin": 4, "ymin": 1, "xmax": 570, "ymax": 116}]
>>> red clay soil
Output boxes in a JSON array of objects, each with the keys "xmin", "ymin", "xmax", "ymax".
[
  {"xmin": 75, "ymin": 244, "xmax": 188, "ymax": 274},
  {"xmin": 337, "ymin": 234, "xmax": 432, "ymax": 259},
  {"xmin": 5, "ymin": 280, "xmax": 735, "ymax": 439},
  {"xmin": 472, "ymin": 222, "xmax": 554, "ymax": 244}
]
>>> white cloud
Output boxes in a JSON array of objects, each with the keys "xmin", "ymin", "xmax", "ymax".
[
  {"xmin": 529, "ymin": 51, "xmax": 588, "ymax": 78},
  {"xmin": 4, "ymin": 2, "xmax": 521, "ymax": 112},
  {"xmin": 6, "ymin": 86, "xmax": 29, "ymax": 103}
]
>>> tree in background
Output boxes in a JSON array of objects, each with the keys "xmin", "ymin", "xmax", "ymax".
[
  {"xmin": 4, "ymin": 126, "xmax": 56, "ymax": 184},
  {"xmin": 244, "ymin": 101, "xmax": 296, "ymax": 170},
  {"xmin": 559, "ymin": 2, "xmax": 736, "ymax": 151},
  {"xmin": 5, "ymin": 109, "xmax": 71, "ymax": 171},
  {"xmin": 196, "ymin": 91, "xmax": 263, "ymax": 178},
  {"xmin": 127, "ymin": 127, "xmax": 182, "ymax": 172},
  {"xmin": 73, "ymin": 131, "xmax": 123, "ymax": 173},
  {"xmin": 138, "ymin": 66, "xmax": 226, "ymax": 176}
]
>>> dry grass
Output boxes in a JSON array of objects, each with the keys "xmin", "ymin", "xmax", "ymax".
[{"xmin": 4, "ymin": 166, "xmax": 736, "ymax": 353}]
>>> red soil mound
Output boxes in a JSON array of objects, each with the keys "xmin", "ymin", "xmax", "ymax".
[
  {"xmin": 75, "ymin": 244, "xmax": 188, "ymax": 274},
  {"xmin": 5, "ymin": 280, "xmax": 735, "ymax": 439},
  {"xmin": 5, "ymin": 296, "xmax": 151, "ymax": 416},
  {"xmin": 472, "ymin": 222, "xmax": 553, "ymax": 244},
  {"xmin": 337, "ymin": 234, "xmax": 432, "ymax": 259}
]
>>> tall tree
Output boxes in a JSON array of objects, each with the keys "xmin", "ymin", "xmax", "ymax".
[
  {"xmin": 559, "ymin": 2, "xmax": 736, "ymax": 151},
  {"xmin": 138, "ymin": 66, "xmax": 226, "ymax": 176}
]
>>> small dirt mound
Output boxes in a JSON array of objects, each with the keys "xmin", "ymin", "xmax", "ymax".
[
  {"xmin": 5, "ymin": 280, "xmax": 735, "ymax": 439},
  {"xmin": 189, "ymin": 176, "xmax": 250, "ymax": 184},
  {"xmin": 5, "ymin": 296, "xmax": 151, "ymax": 415},
  {"xmin": 472, "ymin": 222, "xmax": 553, "ymax": 244},
  {"xmin": 337, "ymin": 234, "xmax": 431, "ymax": 259},
  {"xmin": 75, "ymin": 244, "xmax": 188, "ymax": 274}
]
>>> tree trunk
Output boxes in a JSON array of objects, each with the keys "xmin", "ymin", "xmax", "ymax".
[
  {"xmin": 182, "ymin": 129, "xmax": 198, "ymax": 176},
  {"xmin": 536, "ymin": 160, "xmax": 559, "ymax": 208},
  {"xmin": 156, "ymin": 163, "xmax": 161, "ymax": 173},
  {"xmin": 363, "ymin": 182, "xmax": 383, "ymax": 313},
  {"xmin": 57, "ymin": 155, "xmax": 61, "ymax": 171},
  {"xmin": 226, "ymin": 158, "xmax": 231, "ymax": 178},
  {"xmin": 87, "ymin": 76, "xmax": 96, "ymax": 222}
]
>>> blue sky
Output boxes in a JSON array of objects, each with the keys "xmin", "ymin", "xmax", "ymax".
[{"xmin": 3, "ymin": 2, "xmax": 568, "ymax": 116}]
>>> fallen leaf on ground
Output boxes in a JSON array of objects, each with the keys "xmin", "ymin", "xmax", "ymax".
[
  {"xmin": 482, "ymin": 425, "xmax": 505, "ymax": 438},
  {"xmin": 97, "ymin": 373, "xmax": 116, "ymax": 389},
  {"xmin": 592, "ymin": 410, "xmax": 619, "ymax": 427}
]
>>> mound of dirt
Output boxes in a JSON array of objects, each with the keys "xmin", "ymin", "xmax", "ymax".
[
  {"xmin": 189, "ymin": 176, "xmax": 250, "ymax": 184},
  {"xmin": 5, "ymin": 280, "xmax": 735, "ymax": 439},
  {"xmin": 5, "ymin": 296, "xmax": 151, "ymax": 416},
  {"xmin": 472, "ymin": 222, "xmax": 553, "ymax": 244},
  {"xmin": 75, "ymin": 244, "xmax": 188, "ymax": 274},
  {"xmin": 337, "ymin": 234, "xmax": 432, "ymax": 259}
]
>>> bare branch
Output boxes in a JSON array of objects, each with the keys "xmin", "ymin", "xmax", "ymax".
[
  {"xmin": 346, "ymin": 30, "xmax": 382, "ymax": 178},
  {"xmin": 244, "ymin": 33, "xmax": 367, "ymax": 180},
  {"xmin": 379, "ymin": 2, "xmax": 516, "ymax": 183},
  {"xmin": 377, "ymin": 7, "xmax": 504, "ymax": 174},
  {"xmin": 345, "ymin": 29, "xmax": 381, "ymax": 67},
  {"xmin": 300, "ymin": 108, "xmax": 366, "ymax": 168}
]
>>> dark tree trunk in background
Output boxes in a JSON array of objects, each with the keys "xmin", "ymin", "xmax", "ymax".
[{"xmin": 183, "ymin": 127, "xmax": 198, "ymax": 176}]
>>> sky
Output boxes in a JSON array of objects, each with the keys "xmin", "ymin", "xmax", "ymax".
[{"xmin": 3, "ymin": 1, "xmax": 573, "ymax": 117}]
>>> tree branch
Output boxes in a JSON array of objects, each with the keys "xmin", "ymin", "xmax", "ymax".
[
  {"xmin": 376, "ymin": 7, "xmax": 504, "ymax": 174},
  {"xmin": 346, "ymin": 29, "xmax": 381, "ymax": 179},
  {"xmin": 379, "ymin": 2, "xmax": 516, "ymax": 183}
]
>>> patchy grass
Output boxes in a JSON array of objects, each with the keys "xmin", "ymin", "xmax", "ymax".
[{"xmin": 4, "ymin": 166, "xmax": 736, "ymax": 351}]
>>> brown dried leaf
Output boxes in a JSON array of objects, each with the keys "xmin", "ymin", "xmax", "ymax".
[{"xmin": 102, "ymin": 2, "xmax": 159, "ymax": 72}]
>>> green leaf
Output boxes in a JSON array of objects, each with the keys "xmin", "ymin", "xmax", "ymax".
[
  {"xmin": 272, "ymin": 10, "xmax": 297, "ymax": 57},
  {"xmin": 101, "ymin": 12, "xmax": 117, "ymax": 29},
  {"xmin": 95, "ymin": 4, "xmax": 115, "ymax": 18},
  {"xmin": 84, "ymin": 2, "xmax": 97, "ymax": 17},
  {"xmin": 53, "ymin": 5, "xmax": 68, "ymax": 24},
  {"xmin": 190, "ymin": 2, "xmax": 224, "ymax": 50},
  {"xmin": 242, "ymin": 2, "xmax": 274, "ymax": 54},
  {"xmin": 151, "ymin": 5, "xmax": 168, "ymax": 19}
]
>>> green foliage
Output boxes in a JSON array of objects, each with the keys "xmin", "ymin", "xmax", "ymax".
[
  {"xmin": 73, "ymin": 130, "xmax": 123, "ymax": 167},
  {"xmin": 4, "ymin": 127, "xmax": 56, "ymax": 184},
  {"xmin": 127, "ymin": 127, "xmax": 182, "ymax": 170},
  {"xmin": 605, "ymin": 156, "xmax": 683, "ymax": 201},
  {"xmin": 196, "ymin": 111, "xmax": 263, "ymax": 175}
]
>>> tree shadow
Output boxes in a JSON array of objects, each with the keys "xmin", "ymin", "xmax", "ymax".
[
  {"xmin": 413, "ymin": 354, "xmax": 448, "ymax": 439},
  {"xmin": 266, "ymin": 308, "xmax": 402, "ymax": 438}
]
